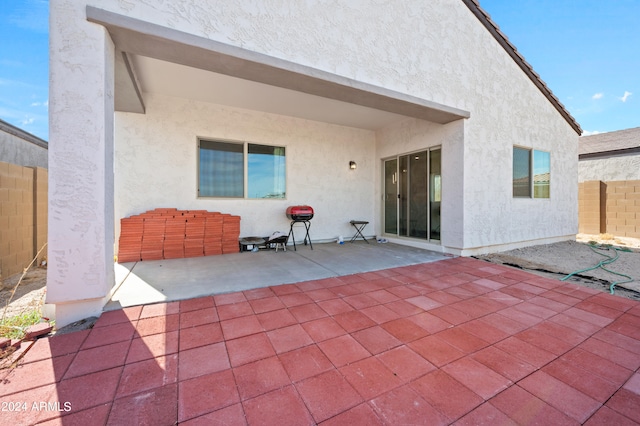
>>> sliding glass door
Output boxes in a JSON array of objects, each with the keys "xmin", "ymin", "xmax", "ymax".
[{"xmin": 384, "ymin": 148, "xmax": 441, "ymax": 242}]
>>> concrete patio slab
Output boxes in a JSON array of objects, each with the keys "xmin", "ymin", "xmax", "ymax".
[{"xmin": 107, "ymin": 242, "xmax": 449, "ymax": 310}]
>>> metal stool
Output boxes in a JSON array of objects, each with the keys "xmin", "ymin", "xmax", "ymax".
[{"xmin": 349, "ymin": 220, "xmax": 369, "ymax": 243}]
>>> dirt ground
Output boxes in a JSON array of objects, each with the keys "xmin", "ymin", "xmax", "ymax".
[
  {"xmin": 1, "ymin": 233, "xmax": 639, "ymax": 322},
  {"xmin": 0, "ymin": 268, "xmax": 47, "ymax": 319},
  {"xmin": 475, "ymin": 233, "xmax": 640, "ymax": 300}
]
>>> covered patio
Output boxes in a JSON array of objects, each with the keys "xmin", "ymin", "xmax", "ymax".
[{"xmin": 3, "ymin": 255, "xmax": 639, "ymax": 425}]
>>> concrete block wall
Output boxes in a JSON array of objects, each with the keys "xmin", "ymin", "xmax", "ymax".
[
  {"xmin": 578, "ymin": 179, "xmax": 640, "ymax": 238},
  {"xmin": 0, "ymin": 161, "xmax": 48, "ymax": 280},
  {"xmin": 578, "ymin": 181, "xmax": 606, "ymax": 234},
  {"xmin": 605, "ymin": 180, "xmax": 640, "ymax": 238}
]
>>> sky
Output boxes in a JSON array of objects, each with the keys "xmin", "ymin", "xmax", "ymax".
[
  {"xmin": 0, "ymin": 0, "xmax": 48, "ymax": 141},
  {"xmin": 480, "ymin": 0, "xmax": 639, "ymax": 135},
  {"xmin": 0, "ymin": 0, "xmax": 638, "ymax": 141}
]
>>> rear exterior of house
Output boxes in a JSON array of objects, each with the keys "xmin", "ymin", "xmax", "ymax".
[{"xmin": 48, "ymin": 0, "xmax": 581, "ymax": 327}]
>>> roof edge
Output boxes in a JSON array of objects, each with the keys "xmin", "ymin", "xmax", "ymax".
[
  {"xmin": 462, "ymin": 0, "xmax": 582, "ymax": 135},
  {"xmin": 579, "ymin": 146, "xmax": 640, "ymax": 160},
  {"xmin": 0, "ymin": 118, "xmax": 48, "ymax": 148}
]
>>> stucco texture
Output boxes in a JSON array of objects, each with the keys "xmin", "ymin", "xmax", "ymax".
[
  {"xmin": 0, "ymin": 129, "xmax": 48, "ymax": 169},
  {"xmin": 115, "ymin": 94, "xmax": 376, "ymax": 244},
  {"xmin": 49, "ymin": 0, "xmax": 580, "ymax": 326},
  {"xmin": 48, "ymin": 0, "xmax": 115, "ymax": 313},
  {"xmin": 579, "ymin": 155, "xmax": 640, "ymax": 182},
  {"xmin": 99, "ymin": 0, "xmax": 578, "ymax": 252}
]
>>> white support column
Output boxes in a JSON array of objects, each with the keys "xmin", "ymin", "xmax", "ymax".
[
  {"xmin": 440, "ymin": 120, "xmax": 466, "ymax": 253},
  {"xmin": 47, "ymin": 0, "xmax": 115, "ymax": 327}
]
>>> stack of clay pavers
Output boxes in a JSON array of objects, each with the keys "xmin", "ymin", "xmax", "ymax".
[
  {"xmin": 163, "ymin": 214, "xmax": 186, "ymax": 259},
  {"xmin": 204, "ymin": 214, "xmax": 224, "ymax": 256},
  {"xmin": 222, "ymin": 214, "xmax": 241, "ymax": 254},
  {"xmin": 117, "ymin": 216, "xmax": 145, "ymax": 263},
  {"xmin": 184, "ymin": 211, "xmax": 206, "ymax": 258},
  {"xmin": 117, "ymin": 208, "xmax": 241, "ymax": 263},
  {"xmin": 141, "ymin": 215, "xmax": 166, "ymax": 260}
]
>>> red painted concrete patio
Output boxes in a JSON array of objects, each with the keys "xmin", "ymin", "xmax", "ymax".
[{"xmin": 2, "ymin": 257, "xmax": 640, "ymax": 425}]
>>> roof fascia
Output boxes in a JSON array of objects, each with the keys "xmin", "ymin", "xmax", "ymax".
[
  {"xmin": 579, "ymin": 147, "xmax": 640, "ymax": 160},
  {"xmin": 0, "ymin": 118, "xmax": 48, "ymax": 147}
]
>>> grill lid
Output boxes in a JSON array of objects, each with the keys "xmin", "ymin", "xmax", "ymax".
[{"xmin": 286, "ymin": 205, "xmax": 314, "ymax": 220}]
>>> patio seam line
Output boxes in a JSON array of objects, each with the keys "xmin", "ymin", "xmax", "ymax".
[
  {"xmin": 105, "ymin": 359, "xmax": 125, "ymax": 423},
  {"xmin": 50, "ymin": 329, "xmax": 90, "ymax": 390},
  {"xmin": 102, "ymin": 323, "xmax": 138, "ymax": 423},
  {"xmin": 294, "ymin": 250, "xmax": 344, "ymax": 277}
]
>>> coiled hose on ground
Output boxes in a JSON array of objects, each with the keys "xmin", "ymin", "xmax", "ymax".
[{"xmin": 561, "ymin": 243, "xmax": 634, "ymax": 295}]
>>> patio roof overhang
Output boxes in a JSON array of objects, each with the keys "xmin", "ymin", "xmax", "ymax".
[{"xmin": 87, "ymin": 6, "xmax": 470, "ymax": 131}]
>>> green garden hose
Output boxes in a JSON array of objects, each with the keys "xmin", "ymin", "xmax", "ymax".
[{"xmin": 561, "ymin": 243, "xmax": 634, "ymax": 294}]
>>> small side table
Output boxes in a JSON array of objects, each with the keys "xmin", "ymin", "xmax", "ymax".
[{"xmin": 349, "ymin": 220, "xmax": 369, "ymax": 243}]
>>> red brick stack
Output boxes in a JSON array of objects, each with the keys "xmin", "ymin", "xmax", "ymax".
[
  {"xmin": 164, "ymin": 215, "xmax": 186, "ymax": 259},
  {"xmin": 184, "ymin": 214, "xmax": 206, "ymax": 258},
  {"xmin": 222, "ymin": 214, "xmax": 241, "ymax": 254},
  {"xmin": 141, "ymin": 217, "xmax": 165, "ymax": 260},
  {"xmin": 116, "ymin": 216, "xmax": 144, "ymax": 263},
  {"xmin": 204, "ymin": 214, "xmax": 224, "ymax": 256},
  {"xmin": 117, "ymin": 208, "xmax": 241, "ymax": 263}
]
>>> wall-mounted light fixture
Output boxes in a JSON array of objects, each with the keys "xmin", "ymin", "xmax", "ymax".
[{"xmin": 349, "ymin": 161, "xmax": 357, "ymax": 170}]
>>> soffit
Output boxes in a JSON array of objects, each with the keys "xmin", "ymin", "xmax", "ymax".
[
  {"xmin": 87, "ymin": 6, "xmax": 470, "ymax": 131},
  {"xmin": 130, "ymin": 55, "xmax": 410, "ymax": 130}
]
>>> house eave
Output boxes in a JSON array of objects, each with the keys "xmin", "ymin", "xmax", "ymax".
[{"xmin": 86, "ymin": 6, "xmax": 470, "ymax": 125}]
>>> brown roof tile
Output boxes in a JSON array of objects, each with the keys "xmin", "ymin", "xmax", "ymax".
[{"xmin": 579, "ymin": 127, "xmax": 640, "ymax": 157}]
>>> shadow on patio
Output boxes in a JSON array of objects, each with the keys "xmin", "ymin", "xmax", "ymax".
[{"xmin": 1, "ymin": 254, "xmax": 640, "ymax": 425}]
